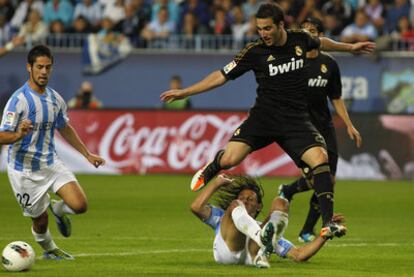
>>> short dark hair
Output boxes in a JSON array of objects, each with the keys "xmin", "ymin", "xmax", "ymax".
[
  {"xmin": 256, "ymin": 3, "xmax": 285, "ymax": 24},
  {"xmin": 301, "ymin": 17, "xmax": 324, "ymax": 33},
  {"xmin": 27, "ymin": 45, "xmax": 54, "ymax": 65}
]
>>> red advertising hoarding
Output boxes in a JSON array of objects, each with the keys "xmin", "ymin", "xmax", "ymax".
[{"xmin": 67, "ymin": 110, "xmax": 300, "ymax": 176}]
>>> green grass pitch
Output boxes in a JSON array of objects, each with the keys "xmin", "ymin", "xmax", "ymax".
[{"xmin": 1, "ymin": 173, "xmax": 413, "ymax": 276}]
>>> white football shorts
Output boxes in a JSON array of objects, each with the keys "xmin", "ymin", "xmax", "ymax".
[
  {"xmin": 7, "ymin": 160, "xmax": 77, "ymax": 218},
  {"xmin": 213, "ymin": 230, "xmax": 254, "ymax": 266}
]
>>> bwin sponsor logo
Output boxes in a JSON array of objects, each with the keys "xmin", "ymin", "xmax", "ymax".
[
  {"xmin": 308, "ymin": 76, "xmax": 328, "ymax": 87},
  {"xmin": 269, "ymin": 58, "xmax": 304, "ymax": 76}
]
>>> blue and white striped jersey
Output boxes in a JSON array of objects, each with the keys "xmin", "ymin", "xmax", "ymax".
[
  {"xmin": 0, "ymin": 82, "xmax": 69, "ymax": 172},
  {"xmin": 204, "ymin": 205, "xmax": 294, "ymax": 258}
]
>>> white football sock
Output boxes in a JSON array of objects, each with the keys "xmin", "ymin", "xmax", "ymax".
[
  {"xmin": 52, "ymin": 200, "xmax": 76, "ymax": 216},
  {"xmin": 31, "ymin": 227, "xmax": 57, "ymax": 251},
  {"xmin": 269, "ymin": 211, "xmax": 289, "ymax": 239},
  {"xmin": 231, "ymin": 205, "xmax": 263, "ymax": 247}
]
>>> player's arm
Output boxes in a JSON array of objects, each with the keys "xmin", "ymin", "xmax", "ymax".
[
  {"xmin": 319, "ymin": 37, "xmax": 376, "ymax": 54},
  {"xmin": 285, "ymin": 236, "xmax": 328, "ymax": 262},
  {"xmin": 332, "ymin": 99, "xmax": 362, "ymax": 147},
  {"xmin": 190, "ymin": 174, "xmax": 232, "ymax": 221},
  {"xmin": 0, "ymin": 119, "xmax": 33, "ymax": 144},
  {"xmin": 58, "ymin": 124, "xmax": 105, "ymax": 168},
  {"xmin": 160, "ymin": 70, "xmax": 227, "ymax": 103}
]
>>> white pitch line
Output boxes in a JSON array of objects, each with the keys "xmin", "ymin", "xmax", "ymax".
[
  {"xmin": 32, "ymin": 242, "xmax": 414, "ymax": 260},
  {"xmin": 74, "ymin": 249, "xmax": 211, "ymax": 257}
]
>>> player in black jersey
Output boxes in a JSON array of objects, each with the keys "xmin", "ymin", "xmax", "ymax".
[
  {"xmin": 278, "ymin": 17, "xmax": 362, "ymax": 243},
  {"xmin": 160, "ymin": 3, "xmax": 374, "ymax": 238}
]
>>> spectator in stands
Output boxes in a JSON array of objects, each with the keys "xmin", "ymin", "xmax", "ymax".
[
  {"xmin": 43, "ymin": 0, "xmax": 74, "ymax": 27},
  {"xmin": 0, "ymin": 12, "xmax": 12, "ymax": 44},
  {"xmin": 392, "ymin": 16, "xmax": 414, "ymax": 50},
  {"xmin": 363, "ymin": 0, "xmax": 385, "ymax": 34},
  {"xmin": 0, "ymin": 35, "xmax": 25, "ymax": 57},
  {"xmin": 385, "ymin": 0, "xmax": 410, "ymax": 33},
  {"xmin": 180, "ymin": 11, "xmax": 208, "ymax": 36},
  {"xmin": 151, "ymin": 0, "xmax": 179, "ymax": 25},
  {"xmin": 179, "ymin": 0, "xmax": 210, "ymax": 30},
  {"xmin": 73, "ymin": 0, "xmax": 102, "ymax": 29},
  {"xmin": 117, "ymin": 3, "xmax": 141, "ymax": 44},
  {"xmin": 322, "ymin": 0, "xmax": 354, "ymax": 31},
  {"xmin": 231, "ymin": 5, "xmax": 250, "ymax": 44},
  {"xmin": 210, "ymin": 7, "xmax": 232, "ymax": 35},
  {"xmin": 341, "ymin": 9, "xmax": 378, "ymax": 43},
  {"xmin": 103, "ymin": 0, "xmax": 125, "ymax": 25},
  {"xmin": 296, "ymin": 0, "xmax": 323, "ymax": 25},
  {"xmin": 141, "ymin": 6, "xmax": 175, "ymax": 42},
  {"xmin": 10, "ymin": 0, "xmax": 44, "ymax": 31},
  {"xmin": 242, "ymin": 0, "xmax": 262, "ymax": 21},
  {"xmin": 323, "ymin": 13, "xmax": 343, "ymax": 40},
  {"xmin": 68, "ymin": 16, "xmax": 94, "ymax": 34},
  {"xmin": 68, "ymin": 81, "xmax": 103, "ymax": 109},
  {"xmin": 18, "ymin": 9, "xmax": 49, "ymax": 44},
  {"xmin": 162, "ymin": 75, "xmax": 191, "ymax": 110},
  {"xmin": 0, "ymin": 0, "xmax": 14, "ymax": 22},
  {"xmin": 50, "ymin": 19, "xmax": 65, "ymax": 34}
]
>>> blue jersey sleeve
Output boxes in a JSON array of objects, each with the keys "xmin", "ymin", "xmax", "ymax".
[
  {"xmin": 203, "ymin": 205, "xmax": 225, "ymax": 235},
  {"xmin": 274, "ymin": 237, "xmax": 294, "ymax": 258},
  {"xmin": 56, "ymin": 100, "xmax": 69, "ymax": 129},
  {"xmin": 0, "ymin": 96, "xmax": 23, "ymax": 132}
]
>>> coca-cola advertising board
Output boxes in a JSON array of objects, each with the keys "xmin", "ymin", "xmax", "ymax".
[
  {"xmin": 51, "ymin": 110, "xmax": 300, "ymax": 176},
  {"xmin": 1, "ymin": 110, "xmax": 411, "ymax": 179}
]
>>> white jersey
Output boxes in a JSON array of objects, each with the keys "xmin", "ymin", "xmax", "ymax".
[{"xmin": 0, "ymin": 82, "xmax": 69, "ymax": 172}]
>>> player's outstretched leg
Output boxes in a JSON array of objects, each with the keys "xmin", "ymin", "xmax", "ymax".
[
  {"xmin": 191, "ymin": 150, "xmax": 224, "ymax": 191},
  {"xmin": 51, "ymin": 181, "xmax": 88, "ymax": 237},
  {"xmin": 278, "ymin": 176, "xmax": 311, "ymax": 201},
  {"xmin": 49, "ymin": 199, "xmax": 73, "ymax": 237},
  {"xmin": 267, "ymin": 197, "xmax": 289, "ymax": 248},
  {"xmin": 298, "ymin": 193, "xmax": 320, "ymax": 243},
  {"xmin": 31, "ymin": 212, "xmax": 74, "ymax": 260}
]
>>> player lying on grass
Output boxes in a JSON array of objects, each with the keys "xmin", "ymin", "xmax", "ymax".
[{"xmin": 190, "ymin": 174, "xmax": 346, "ymax": 268}]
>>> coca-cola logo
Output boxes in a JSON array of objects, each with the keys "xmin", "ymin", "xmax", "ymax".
[{"xmin": 99, "ymin": 113, "xmax": 244, "ymax": 172}]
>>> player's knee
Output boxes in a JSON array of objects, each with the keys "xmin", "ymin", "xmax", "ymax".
[
  {"xmin": 220, "ymin": 153, "xmax": 241, "ymax": 169},
  {"xmin": 71, "ymin": 201, "xmax": 88, "ymax": 214},
  {"xmin": 271, "ymin": 197, "xmax": 289, "ymax": 213}
]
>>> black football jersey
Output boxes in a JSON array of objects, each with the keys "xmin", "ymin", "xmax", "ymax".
[
  {"xmin": 306, "ymin": 52, "xmax": 342, "ymax": 131},
  {"xmin": 221, "ymin": 30, "xmax": 320, "ymax": 121}
]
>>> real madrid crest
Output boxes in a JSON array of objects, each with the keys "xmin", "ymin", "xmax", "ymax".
[
  {"xmin": 321, "ymin": 64, "xmax": 327, "ymax": 73},
  {"xmin": 234, "ymin": 128, "xmax": 241, "ymax": 136},
  {"xmin": 295, "ymin": 46, "xmax": 303, "ymax": 56}
]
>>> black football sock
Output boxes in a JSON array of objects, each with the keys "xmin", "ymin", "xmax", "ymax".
[
  {"xmin": 312, "ymin": 163, "xmax": 334, "ymax": 226},
  {"xmin": 300, "ymin": 193, "xmax": 321, "ymax": 235},
  {"xmin": 282, "ymin": 177, "xmax": 311, "ymax": 201}
]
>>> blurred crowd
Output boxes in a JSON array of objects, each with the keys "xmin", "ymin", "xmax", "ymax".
[{"xmin": 0, "ymin": 0, "xmax": 413, "ymax": 50}]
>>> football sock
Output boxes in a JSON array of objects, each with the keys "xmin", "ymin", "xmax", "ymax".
[
  {"xmin": 31, "ymin": 227, "xmax": 57, "ymax": 251},
  {"xmin": 301, "ymin": 193, "xmax": 321, "ymax": 234},
  {"xmin": 52, "ymin": 200, "xmax": 76, "ymax": 216},
  {"xmin": 283, "ymin": 177, "xmax": 311, "ymax": 201},
  {"xmin": 312, "ymin": 163, "xmax": 334, "ymax": 226},
  {"xmin": 231, "ymin": 205, "xmax": 264, "ymax": 247},
  {"xmin": 269, "ymin": 210, "xmax": 289, "ymax": 239}
]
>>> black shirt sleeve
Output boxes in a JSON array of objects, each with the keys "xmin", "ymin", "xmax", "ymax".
[
  {"xmin": 220, "ymin": 42, "xmax": 255, "ymax": 80},
  {"xmin": 328, "ymin": 57, "xmax": 342, "ymax": 100}
]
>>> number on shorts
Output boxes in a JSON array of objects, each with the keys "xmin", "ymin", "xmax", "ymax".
[{"xmin": 16, "ymin": 193, "xmax": 32, "ymax": 208}]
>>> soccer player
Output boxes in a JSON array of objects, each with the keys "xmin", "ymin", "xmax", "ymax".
[
  {"xmin": 278, "ymin": 17, "xmax": 362, "ymax": 243},
  {"xmin": 161, "ymin": 3, "xmax": 374, "ymax": 234},
  {"xmin": 0, "ymin": 45, "xmax": 105, "ymax": 260},
  {"xmin": 191, "ymin": 174, "xmax": 345, "ymax": 268}
]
